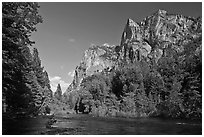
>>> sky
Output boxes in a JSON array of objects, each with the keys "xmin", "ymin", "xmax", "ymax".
[{"xmin": 30, "ymin": 2, "xmax": 202, "ymax": 93}]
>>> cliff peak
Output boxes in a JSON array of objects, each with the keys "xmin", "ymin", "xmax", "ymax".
[
  {"xmin": 126, "ymin": 18, "xmax": 139, "ymax": 27},
  {"xmin": 155, "ymin": 9, "xmax": 167, "ymax": 16},
  {"xmin": 121, "ymin": 18, "xmax": 141, "ymax": 45}
]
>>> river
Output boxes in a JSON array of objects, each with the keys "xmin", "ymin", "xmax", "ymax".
[{"xmin": 3, "ymin": 114, "xmax": 202, "ymax": 135}]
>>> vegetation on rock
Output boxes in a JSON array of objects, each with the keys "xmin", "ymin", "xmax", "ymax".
[{"xmin": 64, "ymin": 10, "xmax": 202, "ymax": 119}]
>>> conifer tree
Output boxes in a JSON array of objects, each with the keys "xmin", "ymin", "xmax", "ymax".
[
  {"xmin": 32, "ymin": 48, "xmax": 45, "ymax": 87},
  {"xmin": 2, "ymin": 2, "xmax": 43, "ymax": 115},
  {"xmin": 43, "ymin": 71, "xmax": 53, "ymax": 98},
  {"xmin": 54, "ymin": 84, "xmax": 62, "ymax": 100}
]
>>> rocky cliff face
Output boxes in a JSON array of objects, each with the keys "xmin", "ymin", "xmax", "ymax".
[
  {"xmin": 65, "ymin": 43, "xmax": 118, "ymax": 93},
  {"xmin": 119, "ymin": 9, "xmax": 201, "ymax": 64},
  {"xmin": 64, "ymin": 9, "xmax": 201, "ymax": 95}
]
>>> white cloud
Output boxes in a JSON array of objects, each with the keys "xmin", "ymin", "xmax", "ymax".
[
  {"xmin": 68, "ymin": 70, "xmax": 75, "ymax": 78},
  {"xmin": 68, "ymin": 38, "xmax": 75, "ymax": 42},
  {"xmin": 49, "ymin": 76, "xmax": 70, "ymax": 94},
  {"xmin": 50, "ymin": 76, "xmax": 61, "ymax": 81}
]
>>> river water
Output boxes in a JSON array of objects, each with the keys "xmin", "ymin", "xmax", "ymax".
[{"xmin": 3, "ymin": 114, "xmax": 202, "ymax": 135}]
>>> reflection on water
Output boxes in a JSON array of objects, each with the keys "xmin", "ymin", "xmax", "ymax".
[
  {"xmin": 49, "ymin": 114, "xmax": 202, "ymax": 135},
  {"xmin": 3, "ymin": 114, "xmax": 202, "ymax": 135}
]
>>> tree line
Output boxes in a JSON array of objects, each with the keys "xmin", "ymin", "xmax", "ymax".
[
  {"xmin": 65, "ymin": 37, "xmax": 202, "ymax": 119},
  {"xmin": 2, "ymin": 2, "xmax": 52, "ymax": 117}
]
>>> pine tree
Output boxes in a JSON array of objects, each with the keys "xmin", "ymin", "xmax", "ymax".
[
  {"xmin": 43, "ymin": 71, "xmax": 53, "ymax": 98},
  {"xmin": 32, "ymin": 48, "xmax": 45, "ymax": 87},
  {"xmin": 2, "ymin": 2, "xmax": 43, "ymax": 115},
  {"xmin": 54, "ymin": 84, "xmax": 62, "ymax": 101}
]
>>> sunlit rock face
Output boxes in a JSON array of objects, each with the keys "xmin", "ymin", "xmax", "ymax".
[
  {"xmin": 65, "ymin": 43, "xmax": 118, "ymax": 92},
  {"xmin": 64, "ymin": 9, "xmax": 202, "ymax": 94},
  {"xmin": 121, "ymin": 18, "xmax": 143, "ymax": 45},
  {"xmin": 119, "ymin": 9, "xmax": 201, "ymax": 64}
]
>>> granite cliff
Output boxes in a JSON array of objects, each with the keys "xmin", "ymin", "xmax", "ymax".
[{"xmin": 64, "ymin": 9, "xmax": 201, "ymax": 96}]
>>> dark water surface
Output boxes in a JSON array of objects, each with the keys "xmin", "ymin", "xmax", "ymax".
[
  {"xmin": 2, "ymin": 115, "xmax": 51, "ymax": 135},
  {"xmin": 3, "ymin": 114, "xmax": 202, "ymax": 135}
]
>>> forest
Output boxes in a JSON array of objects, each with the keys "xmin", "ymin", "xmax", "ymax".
[
  {"xmin": 2, "ymin": 2, "xmax": 52, "ymax": 117},
  {"xmin": 62, "ymin": 38, "xmax": 202, "ymax": 119},
  {"xmin": 2, "ymin": 2, "xmax": 202, "ymax": 120}
]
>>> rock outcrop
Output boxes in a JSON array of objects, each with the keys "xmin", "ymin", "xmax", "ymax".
[
  {"xmin": 65, "ymin": 43, "xmax": 118, "ymax": 93},
  {"xmin": 119, "ymin": 9, "xmax": 201, "ymax": 64},
  {"xmin": 64, "ymin": 9, "xmax": 201, "ymax": 95}
]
